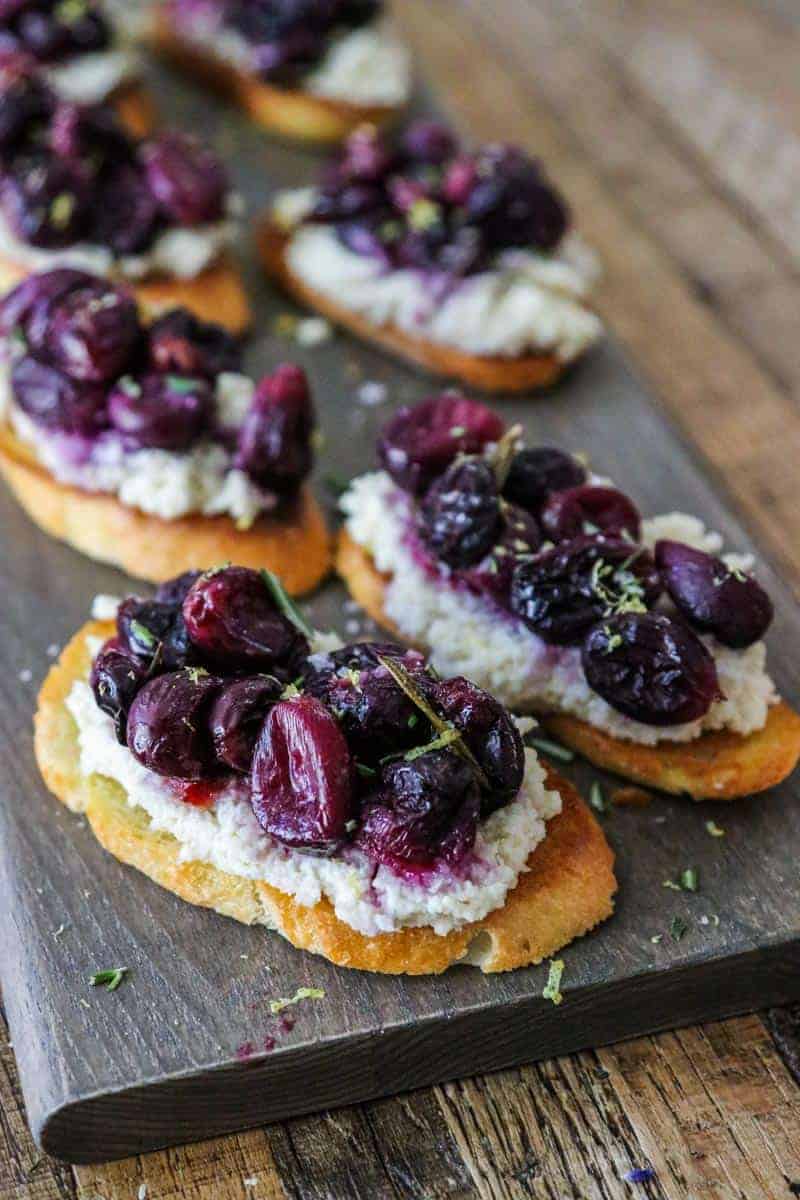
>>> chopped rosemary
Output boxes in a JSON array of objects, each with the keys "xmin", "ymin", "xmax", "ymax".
[
  {"xmin": 355, "ymin": 762, "xmax": 377, "ymax": 779},
  {"xmin": 260, "ymin": 569, "xmax": 314, "ymax": 640},
  {"xmin": 530, "ymin": 736, "xmax": 575, "ymax": 764},
  {"xmin": 166, "ymin": 375, "xmax": 198, "ymax": 394},
  {"xmin": 589, "ymin": 782, "xmax": 607, "ymax": 813},
  {"xmin": 130, "ymin": 620, "xmax": 157, "ymax": 650},
  {"xmin": 670, "ymin": 916, "xmax": 689, "ymax": 942},
  {"xmin": 269, "ymin": 986, "xmax": 325, "ymax": 1015},
  {"xmin": 705, "ymin": 820, "xmax": 726, "ymax": 838},
  {"xmin": 404, "ymin": 727, "xmax": 462, "ymax": 762},
  {"xmin": 542, "ymin": 959, "xmax": 565, "ymax": 1006},
  {"xmin": 490, "ymin": 424, "xmax": 524, "ymax": 490},
  {"xmin": 680, "ymin": 867, "xmax": 699, "ymax": 892},
  {"xmin": 90, "ymin": 967, "xmax": 128, "ymax": 992}
]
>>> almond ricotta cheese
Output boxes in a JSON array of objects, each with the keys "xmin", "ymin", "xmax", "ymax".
[
  {"xmin": 274, "ymin": 190, "xmax": 603, "ymax": 362},
  {"xmin": 1, "ymin": 368, "xmax": 276, "ymax": 526},
  {"xmin": 46, "ymin": 47, "xmax": 141, "ymax": 105},
  {"xmin": 341, "ymin": 471, "xmax": 779, "ymax": 745},
  {"xmin": 66, "ymin": 672, "xmax": 562, "ymax": 938}
]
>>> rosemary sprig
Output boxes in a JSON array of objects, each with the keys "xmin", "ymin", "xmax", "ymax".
[
  {"xmin": 261, "ymin": 569, "xmax": 314, "ymax": 640},
  {"xmin": 490, "ymin": 424, "xmax": 524, "ymax": 490},
  {"xmin": 89, "ymin": 967, "xmax": 128, "ymax": 992}
]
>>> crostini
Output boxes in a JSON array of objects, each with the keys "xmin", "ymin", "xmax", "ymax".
[
  {"xmin": 0, "ymin": 268, "xmax": 329, "ymax": 591},
  {"xmin": 0, "ymin": 59, "xmax": 250, "ymax": 331},
  {"xmin": 336, "ymin": 394, "xmax": 800, "ymax": 799},
  {"xmin": 36, "ymin": 566, "xmax": 616, "ymax": 975},
  {"xmin": 0, "ymin": 3, "xmax": 154, "ymax": 135},
  {"xmin": 152, "ymin": 0, "xmax": 411, "ymax": 144},
  {"xmin": 260, "ymin": 121, "xmax": 603, "ymax": 392}
]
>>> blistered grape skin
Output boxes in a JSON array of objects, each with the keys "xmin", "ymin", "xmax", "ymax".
[
  {"xmin": 209, "ymin": 675, "xmax": 283, "ymax": 773},
  {"xmin": 540, "ymin": 485, "xmax": 642, "ymax": 544},
  {"xmin": 116, "ymin": 596, "xmax": 199, "ymax": 672},
  {"xmin": 141, "ymin": 132, "xmax": 228, "ymax": 226},
  {"xmin": 234, "ymin": 364, "xmax": 314, "ymax": 495},
  {"xmin": 419, "ymin": 459, "xmax": 501, "ymax": 569},
  {"xmin": 378, "ymin": 393, "xmax": 505, "ymax": 496},
  {"xmin": 107, "ymin": 372, "xmax": 212, "ymax": 451},
  {"xmin": 503, "ymin": 447, "xmax": 587, "ymax": 516},
  {"xmin": 42, "ymin": 280, "xmax": 141, "ymax": 383},
  {"xmin": 89, "ymin": 638, "xmax": 148, "ymax": 744},
  {"xmin": 147, "ymin": 309, "xmax": 242, "ymax": 378},
  {"xmin": 127, "ymin": 669, "xmax": 223, "ymax": 780},
  {"xmin": 433, "ymin": 676, "xmax": 525, "ymax": 813},
  {"xmin": 459, "ymin": 502, "xmax": 541, "ymax": 602},
  {"xmin": 655, "ymin": 540, "xmax": 773, "ymax": 649},
  {"xmin": 11, "ymin": 355, "xmax": 107, "ymax": 436},
  {"xmin": 582, "ymin": 612, "xmax": 721, "ymax": 726}
]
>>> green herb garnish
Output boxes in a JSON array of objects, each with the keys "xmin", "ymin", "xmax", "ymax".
[
  {"xmin": 404, "ymin": 727, "xmax": 461, "ymax": 762},
  {"xmin": 670, "ymin": 916, "xmax": 688, "ymax": 942},
  {"xmin": 166, "ymin": 375, "xmax": 198, "ymax": 394},
  {"xmin": 260, "ymin": 569, "xmax": 314, "ymax": 640},
  {"xmin": 589, "ymin": 782, "xmax": 607, "ymax": 813},
  {"xmin": 530, "ymin": 737, "xmax": 575, "ymax": 764},
  {"xmin": 542, "ymin": 959, "xmax": 565, "ymax": 1006},
  {"xmin": 130, "ymin": 620, "xmax": 157, "ymax": 650},
  {"xmin": 680, "ymin": 867, "xmax": 699, "ymax": 892},
  {"xmin": 90, "ymin": 967, "xmax": 128, "ymax": 992},
  {"xmin": 269, "ymin": 986, "xmax": 325, "ymax": 1015},
  {"xmin": 705, "ymin": 820, "xmax": 726, "ymax": 838},
  {"xmin": 355, "ymin": 762, "xmax": 377, "ymax": 779}
]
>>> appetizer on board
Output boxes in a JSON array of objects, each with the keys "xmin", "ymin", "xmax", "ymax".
[
  {"xmin": 0, "ymin": 268, "xmax": 329, "ymax": 590},
  {"xmin": 337, "ymin": 394, "xmax": 800, "ymax": 799},
  {"xmin": 152, "ymin": 0, "xmax": 411, "ymax": 144},
  {"xmin": 260, "ymin": 120, "xmax": 603, "ymax": 392},
  {"xmin": 36, "ymin": 566, "xmax": 616, "ymax": 975}
]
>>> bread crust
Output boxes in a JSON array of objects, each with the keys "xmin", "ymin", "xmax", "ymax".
[
  {"xmin": 258, "ymin": 220, "xmax": 567, "ymax": 394},
  {"xmin": 34, "ymin": 621, "xmax": 617, "ymax": 976},
  {"xmin": 152, "ymin": 14, "xmax": 403, "ymax": 144},
  {"xmin": 336, "ymin": 531, "xmax": 800, "ymax": 800},
  {"xmin": 0, "ymin": 422, "xmax": 331, "ymax": 594},
  {"xmin": 0, "ymin": 252, "xmax": 251, "ymax": 335}
]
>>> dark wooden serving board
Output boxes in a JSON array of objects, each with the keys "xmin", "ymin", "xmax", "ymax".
[{"xmin": 1, "ymin": 64, "xmax": 799, "ymax": 1166}]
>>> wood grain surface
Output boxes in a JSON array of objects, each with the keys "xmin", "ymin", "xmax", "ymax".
[{"xmin": 2, "ymin": 0, "xmax": 800, "ymax": 1195}]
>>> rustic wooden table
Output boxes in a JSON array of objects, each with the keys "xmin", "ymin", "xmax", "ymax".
[{"xmin": 4, "ymin": 0, "xmax": 800, "ymax": 1195}]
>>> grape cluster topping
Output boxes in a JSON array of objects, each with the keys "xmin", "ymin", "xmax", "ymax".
[
  {"xmin": 91, "ymin": 566, "xmax": 530, "ymax": 870},
  {"xmin": 376, "ymin": 395, "xmax": 774, "ymax": 727},
  {"xmin": 298, "ymin": 121, "xmax": 570, "ymax": 284},
  {"xmin": 0, "ymin": 2, "xmax": 111, "ymax": 67},
  {"xmin": 1, "ymin": 266, "xmax": 315, "ymax": 497},
  {"xmin": 0, "ymin": 59, "xmax": 229, "ymax": 253},
  {"xmin": 179, "ymin": 0, "xmax": 383, "ymax": 85}
]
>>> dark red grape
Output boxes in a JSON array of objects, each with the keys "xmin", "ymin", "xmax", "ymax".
[
  {"xmin": 0, "ymin": 57, "xmax": 51, "ymax": 149},
  {"xmin": 117, "ymin": 596, "xmax": 199, "ymax": 672},
  {"xmin": 0, "ymin": 266, "xmax": 90, "ymax": 343},
  {"xmin": 419, "ymin": 458, "xmax": 501, "ymax": 569},
  {"xmin": 433, "ymin": 676, "xmax": 524, "ymax": 813},
  {"xmin": 357, "ymin": 750, "xmax": 479, "ymax": 867},
  {"xmin": 11, "ymin": 354, "xmax": 106, "ymax": 435},
  {"xmin": 182, "ymin": 566, "xmax": 308, "ymax": 671},
  {"xmin": 49, "ymin": 100, "xmax": 129, "ymax": 173},
  {"xmin": 92, "ymin": 162, "xmax": 159, "ymax": 255},
  {"xmin": 234, "ymin": 363, "xmax": 314, "ymax": 495},
  {"xmin": 16, "ymin": 6, "xmax": 110, "ymax": 61},
  {"xmin": 510, "ymin": 536, "xmax": 662, "ymax": 645},
  {"xmin": 324, "ymin": 662, "xmax": 427, "ymax": 765},
  {"xmin": 436, "ymin": 791, "xmax": 481, "ymax": 868},
  {"xmin": 141, "ymin": 132, "xmax": 227, "ymax": 226},
  {"xmin": 147, "ymin": 309, "xmax": 242, "ymax": 378},
  {"xmin": 442, "ymin": 154, "xmax": 478, "ymax": 205},
  {"xmin": 107, "ymin": 371, "xmax": 212, "ymax": 451},
  {"xmin": 459, "ymin": 502, "xmax": 541, "ymax": 601},
  {"xmin": 127, "ymin": 669, "xmax": 222, "ymax": 780},
  {"xmin": 311, "ymin": 181, "xmax": 383, "ymax": 223},
  {"xmin": 154, "ymin": 569, "xmax": 203, "ymax": 607},
  {"xmin": 582, "ymin": 612, "xmax": 721, "ymax": 726},
  {"xmin": 90, "ymin": 638, "xmax": 148, "ymax": 744},
  {"xmin": 540, "ymin": 485, "xmax": 641, "ymax": 543},
  {"xmin": 1, "ymin": 153, "xmax": 89, "ymax": 247},
  {"xmin": 378, "ymin": 392, "xmax": 505, "ymax": 496},
  {"xmin": 302, "ymin": 641, "xmax": 424, "ymax": 700},
  {"xmin": 42, "ymin": 279, "xmax": 141, "ymax": 382},
  {"xmin": 401, "ymin": 119, "xmax": 457, "ymax": 164},
  {"xmin": 250, "ymin": 695, "xmax": 355, "ymax": 852},
  {"xmin": 209, "ymin": 675, "xmax": 283, "ymax": 773},
  {"xmin": 339, "ymin": 123, "xmax": 394, "ymax": 182},
  {"xmin": 503, "ymin": 446, "xmax": 587, "ymax": 515},
  {"xmin": 655, "ymin": 540, "xmax": 773, "ymax": 649},
  {"xmin": 466, "ymin": 144, "xmax": 569, "ymax": 251}
]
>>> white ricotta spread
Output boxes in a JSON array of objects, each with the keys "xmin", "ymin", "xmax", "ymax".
[
  {"xmin": 46, "ymin": 47, "xmax": 140, "ymax": 105},
  {"xmin": 274, "ymin": 191, "xmax": 603, "ymax": 362},
  {"xmin": 2, "ymin": 368, "xmax": 277, "ymax": 526},
  {"xmin": 0, "ymin": 197, "xmax": 240, "ymax": 282},
  {"xmin": 170, "ymin": 11, "xmax": 411, "ymax": 108},
  {"xmin": 66, "ymin": 674, "xmax": 562, "ymax": 937},
  {"xmin": 342, "ymin": 472, "xmax": 779, "ymax": 745}
]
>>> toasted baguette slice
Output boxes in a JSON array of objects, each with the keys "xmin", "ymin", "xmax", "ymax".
[
  {"xmin": 36, "ymin": 621, "xmax": 616, "ymax": 975},
  {"xmin": 259, "ymin": 220, "xmax": 566, "ymax": 394},
  {"xmin": 336, "ymin": 531, "xmax": 800, "ymax": 801},
  {"xmin": 152, "ymin": 14, "xmax": 403, "ymax": 144},
  {"xmin": 110, "ymin": 79, "xmax": 157, "ymax": 137},
  {"xmin": 0, "ymin": 423, "xmax": 331, "ymax": 594},
  {"xmin": 0, "ymin": 252, "xmax": 251, "ymax": 335}
]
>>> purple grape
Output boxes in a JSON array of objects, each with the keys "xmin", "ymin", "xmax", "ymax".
[
  {"xmin": 540, "ymin": 485, "xmax": 641, "ymax": 544},
  {"xmin": 89, "ymin": 637, "xmax": 148, "ymax": 744},
  {"xmin": 127, "ymin": 669, "xmax": 223, "ymax": 780},
  {"xmin": 503, "ymin": 447, "xmax": 587, "ymax": 515},
  {"xmin": 433, "ymin": 675, "xmax": 525, "ymax": 812},
  {"xmin": 116, "ymin": 596, "xmax": 200, "ymax": 672},
  {"xmin": 510, "ymin": 536, "xmax": 662, "ymax": 645},
  {"xmin": 442, "ymin": 154, "xmax": 478, "ymax": 206},
  {"xmin": 655, "ymin": 540, "xmax": 773, "ymax": 649},
  {"xmin": 378, "ymin": 392, "xmax": 505, "ymax": 496},
  {"xmin": 311, "ymin": 181, "xmax": 384, "ymax": 223},
  {"xmin": 250, "ymin": 695, "xmax": 355, "ymax": 852},
  {"xmin": 182, "ymin": 566, "xmax": 308, "ymax": 672},
  {"xmin": 401, "ymin": 119, "xmax": 458, "ymax": 165},
  {"xmin": 141, "ymin": 132, "xmax": 227, "ymax": 226},
  {"xmin": 459, "ymin": 502, "xmax": 541, "ymax": 601},
  {"xmin": 339, "ymin": 123, "xmax": 394, "ymax": 182},
  {"xmin": 336, "ymin": 214, "xmax": 396, "ymax": 264},
  {"xmin": 582, "ymin": 612, "xmax": 721, "ymax": 726},
  {"xmin": 154, "ymin": 569, "xmax": 203, "ymax": 607},
  {"xmin": 324, "ymin": 662, "xmax": 427, "ymax": 765},
  {"xmin": 15, "ymin": 6, "xmax": 110, "ymax": 61},
  {"xmin": 466, "ymin": 144, "xmax": 569, "ymax": 251},
  {"xmin": 147, "ymin": 309, "xmax": 242, "ymax": 378},
  {"xmin": 42, "ymin": 279, "xmax": 141, "ymax": 382},
  {"xmin": 302, "ymin": 641, "xmax": 424, "ymax": 700},
  {"xmin": 0, "ymin": 56, "xmax": 51, "ymax": 149},
  {"xmin": 1, "ymin": 154, "xmax": 90, "ymax": 247},
  {"xmin": 49, "ymin": 100, "xmax": 130, "ymax": 173},
  {"xmin": 92, "ymin": 162, "xmax": 159, "ymax": 255},
  {"xmin": 108, "ymin": 371, "xmax": 212, "ymax": 451},
  {"xmin": 11, "ymin": 354, "xmax": 106, "ymax": 435},
  {"xmin": 209, "ymin": 675, "xmax": 283, "ymax": 773},
  {"xmin": 419, "ymin": 458, "xmax": 501, "ymax": 569},
  {"xmin": 235, "ymin": 363, "xmax": 314, "ymax": 495},
  {"xmin": 0, "ymin": 266, "xmax": 90, "ymax": 342}
]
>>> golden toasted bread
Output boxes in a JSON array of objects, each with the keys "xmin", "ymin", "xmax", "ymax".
[
  {"xmin": 34, "ymin": 621, "xmax": 616, "ymax": 975},
  {"xmin": 110, "ymin": 79, "xmax": 157, "ymax": 137},
  {"xmin": 152, "ymin": 14, "xmax": 403, "ymax": 144},
  {"xmin": 258, "ymin": 220, "xmax": 566, "ymax": 394},
  {"xmin": 0, "ymin": 423, "xmax": 331, "ymax": 594},
  {"xmin": 0, "ymin": 253, "xmax": 251, "ymax": 335},
  {"xmin": 336, "ymin": 531, "xmax": 800, "ymax": 800}
]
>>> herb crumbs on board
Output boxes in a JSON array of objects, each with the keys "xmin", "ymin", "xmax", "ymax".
[
  {"xmin": 543, "ymin": 959, "xmax": 565, "ymax": 1006},
  {"xmin": 269, "ymin": 987, "xmax": 325, "ymax": 1015},
  {"xmin": 89, "ymin": 967, "xmax": 128, "ymax": 992}
]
